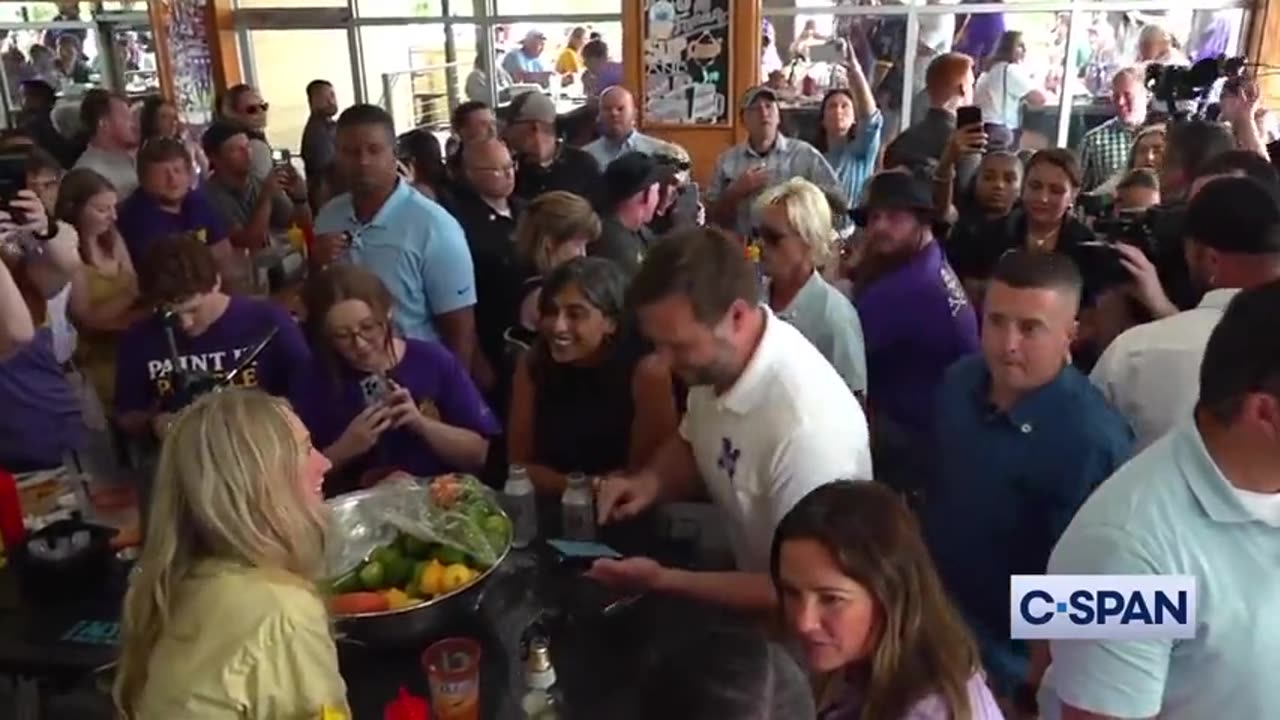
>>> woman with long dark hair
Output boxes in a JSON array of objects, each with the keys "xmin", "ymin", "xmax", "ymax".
[
  {"xmin": 293, "ymin": 264, "xmax": 498, "ymax": 495},
  {"xmin": 812, "ymin": 46, "xmax": 882, "ymax": 205},
  {"xmin": 398, "ymin": 128, "xmax": 453, "ymax": 206},
  {"xmin": 138, "ymin": 95, "xmax": 208, "ymax": 185},
  {"xmin": 771, "ymin": 481, "xmax": 1004, "ymax": 719},
  {"xmin": 508, "ymin": 257, "xmax": 677, "ymax": 495}
]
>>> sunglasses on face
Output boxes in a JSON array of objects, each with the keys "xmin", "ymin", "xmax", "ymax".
[{"xmin": 242, "ymin": 102, "xmax": 269, "ymax": 115}]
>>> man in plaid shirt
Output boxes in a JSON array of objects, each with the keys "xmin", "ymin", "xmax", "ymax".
[{"xmin": 1078, "ymin": 68, "xmax": 1150, "ymax": 191}]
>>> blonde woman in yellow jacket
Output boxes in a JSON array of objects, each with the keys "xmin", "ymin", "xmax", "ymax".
[{"xmin": 114, "ymin": 389, "xmax": 349, "ymax": 719}]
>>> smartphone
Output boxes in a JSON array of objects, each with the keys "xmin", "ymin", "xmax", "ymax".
[
  {"xmin": 956, "ymin": 105, "xmax": 983, "ymax": 128},
  {"xmin": 808, "ymin": 42, "xmax": 843, "ymax": 64},
  {"xmin": 0, "ymin": 153, "xmax": 28, "ymax": 223},
  {"xmin": 359, "ymin": 374, "xmax": 393, "ymax": 407},
  {"xmin": 547, "ymin": 539, "xmax": 624, "ymax": 561},
  {"xmin": 270, "ymin": 148, "xmax": 291, "ymax": 166}
]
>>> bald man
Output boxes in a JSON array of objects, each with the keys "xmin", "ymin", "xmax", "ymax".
[
  {"xmin": 450, "ymin": 137, "xmax": 524, "ymax": 392},
  {"xmin": 584, "ymin": 86, "xmax": 678, "ymax": 169}
]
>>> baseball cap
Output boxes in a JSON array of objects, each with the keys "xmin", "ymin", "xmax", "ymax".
[
  {"xmin": 509, "ymin": 91, "xmax": 557, "ymax": 126},
  {"xmin": 598, "ymin": 152, "xmax": 676, "ymax": 210},
  {"xmin": 740, "ymin": 86, "xmax": 778, "ymax": 110},
  {"xmin": 200, "ymin": 121, "xmax": 247, "ymax": 157},
  {"xmin": 851, "ymin": 171, "xmax": 935, "ymax": 226},
  {"xmin": 1187, "ymin": 175, "xmax": 1280, "ymax": 254}
]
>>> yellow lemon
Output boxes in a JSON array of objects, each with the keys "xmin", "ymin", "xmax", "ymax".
[
  {"xmin": 383, "ymin": 588, "xmax": 418, "ymax": 610},
  {"xmin": 441, "ymin": 563, "xmax": 476, "ymax": 593},
  {"xmin": 419, "ymin": 559, "xmax": 446, "ymax": 597}
]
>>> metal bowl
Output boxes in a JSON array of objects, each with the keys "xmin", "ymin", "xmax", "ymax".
[{"xmin": 325, "ymin": 485, "xmax": 511, "ymax": 649}]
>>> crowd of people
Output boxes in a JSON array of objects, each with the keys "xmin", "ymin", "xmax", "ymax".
[{"xmin": 1, "ymin": 38, "xmax": 1278, "ymax": 720}]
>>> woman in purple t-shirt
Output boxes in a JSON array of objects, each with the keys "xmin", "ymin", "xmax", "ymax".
[
  {"xmin": 771, "ymin": 482, "xmax": 1005, "ymax": 720},
  {"xmin": 294, "ymin": 265, "xmax": 499, "ymax": 496}
]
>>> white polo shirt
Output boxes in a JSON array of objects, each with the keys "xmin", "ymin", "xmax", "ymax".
[
  {"xmin": 1090, "ymin": 289, "xmax": 1239, "ymax": 450},
  {"xmin": 680, "ymin": 307, "xmax": 872, "ymax": 573}
]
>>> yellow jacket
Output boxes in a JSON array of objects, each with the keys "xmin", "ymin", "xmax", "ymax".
[{"xmin": 133, "ymin": 559, "xmax": 349, "ymax": 720}]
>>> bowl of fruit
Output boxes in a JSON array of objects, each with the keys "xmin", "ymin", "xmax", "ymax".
[{"xmin": 323, "ymin": 474, "xmax": 512, "ymax": 648}]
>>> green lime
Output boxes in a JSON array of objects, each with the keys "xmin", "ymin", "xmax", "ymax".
[
  {"xmin": 385, "ymin": 556, "xmax": 414, "ymax": 588},
  {"xmin": 401, "ymin": 534, "xmax": 433, "ymax": 560},
  {"xmin": 358, "ymin": 560, "xmax": 386, "ymax": 590},
  {"xmin": 433, "ymin": 546, "xmax": 466, "ymax": 566},
  {"xmin": 329, "ymin": 569, "xmax": 361, "ymax": 595},
  {"xmin": 370, "ymin": 545, "xmax": 402, "ymax": 567},
  {"xmin": 483, "ymin": 514, "xmax": 511, "ymax": 550},
  {"xmin": 407, "ymin": 560, "xmax": 429, "ymax": 597}
]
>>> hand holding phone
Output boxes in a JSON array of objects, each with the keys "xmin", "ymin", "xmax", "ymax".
[{"xmin": 956, "ymin": 105, "xmax": 983, "ymax": 128}]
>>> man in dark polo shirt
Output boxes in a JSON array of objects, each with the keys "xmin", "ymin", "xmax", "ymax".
[
  {"xmin": 201, "ymin": 122, "xmax": 310, "ymax": 251},
  {"xmin": 591, "ymin": 152, "xmax": 672, "ymax": 277},
  {"xmin": 453, "ymin": 137, "xmax": 525, "ymax": 395},
  {"xmin": 884, "ymin": 53, "xmax": 977, "ymax": 174},
  {"xmin": 116, "ymin": 137, "xmax": 235, "ymax": 277},
  {"xmin": 923, "ymin": 250, "xmax": 1133, "ymax": 710},
  {"xmin": 506, "ymin": 91, "xmax": 600, "ymax": 202}
]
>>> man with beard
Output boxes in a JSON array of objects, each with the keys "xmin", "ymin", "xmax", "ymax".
[
  {"xmin": 1092, "ymin": 176, "xmax": 1280, "ymax": 450},
  {"xmin": 851, "ymin": 171, "xmax": 979, "ymax": 499},
  {"xmin": 300, "ymin": 79, "xmax": 340, "ymax": 207},
  {"xmin": 587, "ymin": 227, "xmax": 872, "ymax": 611}
]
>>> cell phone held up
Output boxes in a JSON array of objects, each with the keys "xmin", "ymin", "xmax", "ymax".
[
  {"xmin": 0, "ymin": 152, "xmax": 29, "ymax": 225},
  {"xmin": 359, "ymin": 373, "xmax": 394, "ymax": 408},
  {"xmin": 270, "ymin": 148, "xmax": 292, "ymax": 167},
  {"xmin": 955, "ymin": 105, "xmax": 983, "ymax": 129}
]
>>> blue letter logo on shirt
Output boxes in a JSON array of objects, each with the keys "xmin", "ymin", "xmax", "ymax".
[{"xmin": 717, "ymin": 437, "xmax": 741, "ymax": 483}]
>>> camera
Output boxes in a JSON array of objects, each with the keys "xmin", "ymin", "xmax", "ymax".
[
  {"xmin": 1092, "ymin": 208, "xmax": 1161, "ymax": 254},
  {"xmin": 1146, "ymin": 55, "xmax": 1247, "ymax": 119}
]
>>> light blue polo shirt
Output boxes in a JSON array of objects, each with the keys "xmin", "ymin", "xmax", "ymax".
[
  {"xmin": 1041, "ymin": 420, "xmax": 1280, "ymax": 720},
  {"xmin": 583, "ymin": 130, "xmax": 667, "ymax": 170},
  {"xmin": 315, "ymin": 180, "xmax": 476, "ymax": 342}
]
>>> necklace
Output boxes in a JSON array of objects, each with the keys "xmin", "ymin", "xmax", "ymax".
[{"xmin": 1027, "ymin": 227, "xmax": 1058, "ymax": 251}]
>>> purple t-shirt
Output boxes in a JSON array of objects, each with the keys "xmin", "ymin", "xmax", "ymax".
[
  {"xmin": 117, "ymin": 188, "xmax": 229, "ymax": 267},
  {"xmin": 113, "ymin": 295, "xmax": 310, "ymax": 414},
  {"xmin": 854, "ymin": 241, "xmax": 979, "ymax": 436},
  {"xmin": 0, "ymin": 328, "xmax": 84, "ymax": 472},
  {"xmin": 821, "ymin": 672, "xmax": 1005, "ymax": 720},
  {"xmin": 954, "ymin": 10, "xmax": 1007, "ymax": 62},
  {"xmin": 290, "ymin": 338, "xmax": 499, "ymax": 493}
]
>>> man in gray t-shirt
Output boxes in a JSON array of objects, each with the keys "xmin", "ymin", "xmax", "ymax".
[{"xmin": 200, "ymin": 122, "xmax": 308, "ymax": 249}]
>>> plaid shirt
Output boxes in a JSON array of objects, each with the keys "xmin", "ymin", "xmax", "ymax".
[{"xmin": 1078, "ymin": 118, "xmax": 1139, "ymax": 191}]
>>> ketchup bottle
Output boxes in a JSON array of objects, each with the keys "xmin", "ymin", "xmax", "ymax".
[{"xmin": 384, "ymin": 687, "xmax": 430, "ymax": 720}]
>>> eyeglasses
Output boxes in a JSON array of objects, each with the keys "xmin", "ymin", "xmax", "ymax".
[
  {"xmin": 243, "ymin": 102, "xmax": 270, "ymax": 115},
  {"xmin": 328, "ymin": 319, "xmax": 385, "ymax": 347},
  {"xmin": 469, "ymin": 162, "xmax": 517, "ymax": 176}
]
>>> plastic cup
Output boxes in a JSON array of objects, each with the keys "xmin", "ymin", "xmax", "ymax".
[{"xmin": 422, "ymin": 637, "xmax": 482, "ymax": 720}]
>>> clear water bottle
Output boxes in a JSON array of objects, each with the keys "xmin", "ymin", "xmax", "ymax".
[
  {"xmin": 561, "ymin": 473, "xmax": 596, "ymax": 541},
  {"xmin": 503, "ymin": 464, "xmax": 538, "ymax": 548}
]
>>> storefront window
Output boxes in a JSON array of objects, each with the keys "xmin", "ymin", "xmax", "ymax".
[
  {"xmin": 360, "ymin": 23, "xmax": 478, "ymax": 133},
  {"xmin": 246, "ymin": 28, "xmax": 356, "ymax": 151},
  {"xmin": 493, "ymin": 0, "xmax": 620, "ymax": 14},
  {"xmin": 355, "ymin": 0, "xmax": 475, "ymax": 18}
]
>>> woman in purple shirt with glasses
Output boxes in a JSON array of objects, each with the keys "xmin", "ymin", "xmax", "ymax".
[
  {"xmin": 292, "ymin": 265, "xmax": 499, "ymax": 496},
  {"xmin": 771, "ymin": 481, "xmax": 1005, "ymax": 720}
]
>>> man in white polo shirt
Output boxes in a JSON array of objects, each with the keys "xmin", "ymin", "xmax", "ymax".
[
  {"xmin": 587, "ymin": 227, "xmax": 872, "ymax": 610},
  {"xmin": 1040, "ymin": 280, "xmax": 1280, "ymax": 720},
  {"xmin": 1091, "ymin": 176, "xmax": 1280, "ymax": 449}
]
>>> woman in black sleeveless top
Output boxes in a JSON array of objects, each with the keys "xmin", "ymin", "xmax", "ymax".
[{"xmin": 508, "ymin": 257, "xmax": 679, "ymax": 495}]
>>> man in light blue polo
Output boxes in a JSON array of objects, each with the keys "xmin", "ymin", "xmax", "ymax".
[
  {"xmin": 1040, "ymin": 279, "xmax": 1280, "ymax": 720},
  {"xmin": 315, "ymin": 104, "xmax": 480, "ymax": 373},
  {"xmin": 583, "ymin": 87, "xmax": 670, "ymax": 169}
]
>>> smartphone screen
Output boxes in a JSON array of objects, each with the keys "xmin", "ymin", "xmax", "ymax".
[
  {"xmin": 270, "ymin": 148, "xmax": 290, "ymax": 165},
  {"xmin": 956, "ymin": 105, "xmax": 983, "ymax": 128},
  {"xmin": 547, "ymin": 538, "xmax": 623, "ymax": 560}
]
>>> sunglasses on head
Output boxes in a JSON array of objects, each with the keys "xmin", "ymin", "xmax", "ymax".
[{"xmin": 243, "ymin": 102, "xmax": 269, "ymax": 114}]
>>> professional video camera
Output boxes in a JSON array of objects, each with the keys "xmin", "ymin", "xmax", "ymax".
[
  {"xmin": 1145, "ymin": 55, "xmax": 1247, "ymax": 120},
  {"xmin": 159, "ymin": 309, "xmax": 279, "ymax": 412}
]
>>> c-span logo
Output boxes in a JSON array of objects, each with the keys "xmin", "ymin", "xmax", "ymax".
[{"xmin": 1010, "ymin": 575, "xmax": 1196, "ymax": 640}]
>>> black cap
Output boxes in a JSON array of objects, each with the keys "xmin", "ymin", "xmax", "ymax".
[
  {"xmin": 598, "ymin": 152, "xmax": 676, "ymax": 211},
  {"xmin": 851, "ymin": 171, "xmax": 934, "ymax": 226},
  {"xmin": 200, "ymin": 121, "xmax": 248, "ymax": 158},
  {"xmin": 1188, "ymin": 176, "xmax": 1280, "ymax": 254}
]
